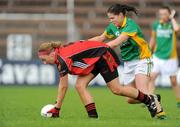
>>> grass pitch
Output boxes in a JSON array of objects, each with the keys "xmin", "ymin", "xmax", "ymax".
[{"xmin": 0, "ymin": 86, "xmax": 180, "ymax": 127}]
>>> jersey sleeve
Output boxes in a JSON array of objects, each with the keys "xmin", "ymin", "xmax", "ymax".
[
  {"xmin": 59, "ymin": 67, "xmax": 68, "ymax": 77},
  {"xmin": 121, "ymin": 21, "xmax": 138, "ymax": 36},
  {"xmin": 57, "ymin": 55, "xmax": 69, "ymax": 77},
  {"xmin": 103, "ymin": 23, "xmax": 115, "ymax": 39}
]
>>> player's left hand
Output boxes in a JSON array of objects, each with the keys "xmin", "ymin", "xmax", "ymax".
[
  {"xmin": 47, "ymin": 107, "xmax": 60, "ymax": 118},
  {"xmin": 169, "ymin": 9, "xmax": 176, "ymax": 19}
]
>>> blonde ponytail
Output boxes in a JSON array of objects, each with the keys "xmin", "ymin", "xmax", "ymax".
[
  {"xmin": 50, "ymin": 41, "xmax": 63, "ymax": 48},
  {"xmin": 38, "ymin": 41, "xmax": 63, "ymax": 52}
]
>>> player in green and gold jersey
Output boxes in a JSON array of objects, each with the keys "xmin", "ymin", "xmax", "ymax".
[
  {"xmin": 148, "ymin": 6, "xmax": 180, "ymax": 108},
  {"xmin": 89, "ymin": 4, "xmax": 165, "ymax": 119}
]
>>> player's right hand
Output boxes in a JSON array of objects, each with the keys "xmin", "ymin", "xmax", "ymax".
[{"xmin": 47, "ymin": 107, "xmax": 60, "ymax": 118}]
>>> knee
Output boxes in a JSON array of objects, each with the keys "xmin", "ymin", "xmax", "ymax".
[
  {"xmin": 61, "ymin": 85, "xmax": 68, "ymax": 91},
  {"xmin": 110, "ymin": 87, "xmax": 123, "ymax": 96},
  {"xmin": 171, "ymin": 79, "xmax": 177, "ymax": 87},
  {"xmin": 75, "ymin": 83, "xmax": 86, "ymax": 91},
  {"xmin": 150, "ymin": 76, "xmax": 156, "ymax": 82},
  {"xmin": 62, "ymin": 84, "xmax": 68, "ymax": 89},
  {"xmin": 75, "ymin": 84, "xmax": 82, "ymax": 90}
]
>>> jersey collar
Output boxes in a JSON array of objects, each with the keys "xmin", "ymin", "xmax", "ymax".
[{"xmin": 121, "ymin": 16, "xmax": 127, "ymax": 28}]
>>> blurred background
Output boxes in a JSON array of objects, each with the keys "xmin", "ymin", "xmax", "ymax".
[{"xmin": 0, "ymin": 0, "xmax": 179, "ymax": 86}]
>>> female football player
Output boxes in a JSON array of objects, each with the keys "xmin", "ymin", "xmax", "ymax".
[
  {"xmin": 38, "ymin": 40, "xmax": 159, "ymax": 118},
  {"xmin": 149, "ymin": 6, "xmax": 180, "ymax": 108},
  {"xmin": 88, "ymin": 3, "xmax": 165, "ymax": 118}
]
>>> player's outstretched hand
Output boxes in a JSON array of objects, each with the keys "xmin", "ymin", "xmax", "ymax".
[{"xmin": 47, "ymin": 107, "xmax": 60, "ymax": 118}]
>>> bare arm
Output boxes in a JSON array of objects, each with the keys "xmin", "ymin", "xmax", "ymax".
[
  {"xmin": 170, "ymin": 10, "xmax": 180, "ymax": 32},
  {"xmin": 106, "ymin": 33, "xmax": 129, "ymax": 48},
  {"xmin": 149, "ymin": 31, "xmax": 156, "ymax": 52},
  {"xmin": 171, "ymin": 18, "xmax": 180, "ymax": 32},
  {"xmin": 88, "ymin": 33, "xmax": 107, "ymax": 42},
  {"xmin": 55, "ymin": 74, "xmax": 68, "ymax": 108}
]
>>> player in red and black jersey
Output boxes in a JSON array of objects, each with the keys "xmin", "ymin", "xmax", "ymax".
[{"xmin": 38, "ymin": 40, "xmax": 160, "ymax": 118}]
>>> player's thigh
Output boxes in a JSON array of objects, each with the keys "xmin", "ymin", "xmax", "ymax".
[
  {"xmin": 97, "ymin": 52, "xmax": 120, "ymax": 85},
  {"xmin": 99, "ymin": 65, "xmax": 121, "ymax": 92},
  {"xmin": 107, "ymin": 77, "xmax": 121, "ymax": 91},
  {"xmin": 75, "ymin": 73, "xmax": 95, "ymax": 89},
  {"xmin": 135, "ymin": 58, "xmax": 153, "ymax": 93},
  {"xmin": 105, "ymin": 69, "xmax": 134, "ymax": 94}
]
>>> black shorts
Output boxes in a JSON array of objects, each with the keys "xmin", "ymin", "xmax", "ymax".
[{"xmin": 91, "ymin": 48, "xmax": 120, "ymax": 83}]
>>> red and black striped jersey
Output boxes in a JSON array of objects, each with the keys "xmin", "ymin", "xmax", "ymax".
[{"xmin": 54, "ymin": 40, "xmax": 110, "ymax": 77}]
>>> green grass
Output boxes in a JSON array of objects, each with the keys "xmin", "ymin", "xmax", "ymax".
[{"xmin": 0, "ymin": 86, "xmax": 180, "ymax": 127}]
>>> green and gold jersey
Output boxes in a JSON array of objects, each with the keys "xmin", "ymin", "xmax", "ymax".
[
  {"xmin": 152, "ymin": 20, "xmax": 177, "ymax": 59},
  {"xmin": 104, "ymin": 17, "xmax": 151, "ymax": 61}
]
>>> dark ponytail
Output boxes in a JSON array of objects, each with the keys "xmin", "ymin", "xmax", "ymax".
[{"xmin": 107, "ymin": 4, "xmax": 138, "ymax": 15}]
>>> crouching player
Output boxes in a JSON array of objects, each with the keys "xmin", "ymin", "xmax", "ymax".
[{"xmin": 38, "ymin": 40, "xmax": 162, "ymax": 118}]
